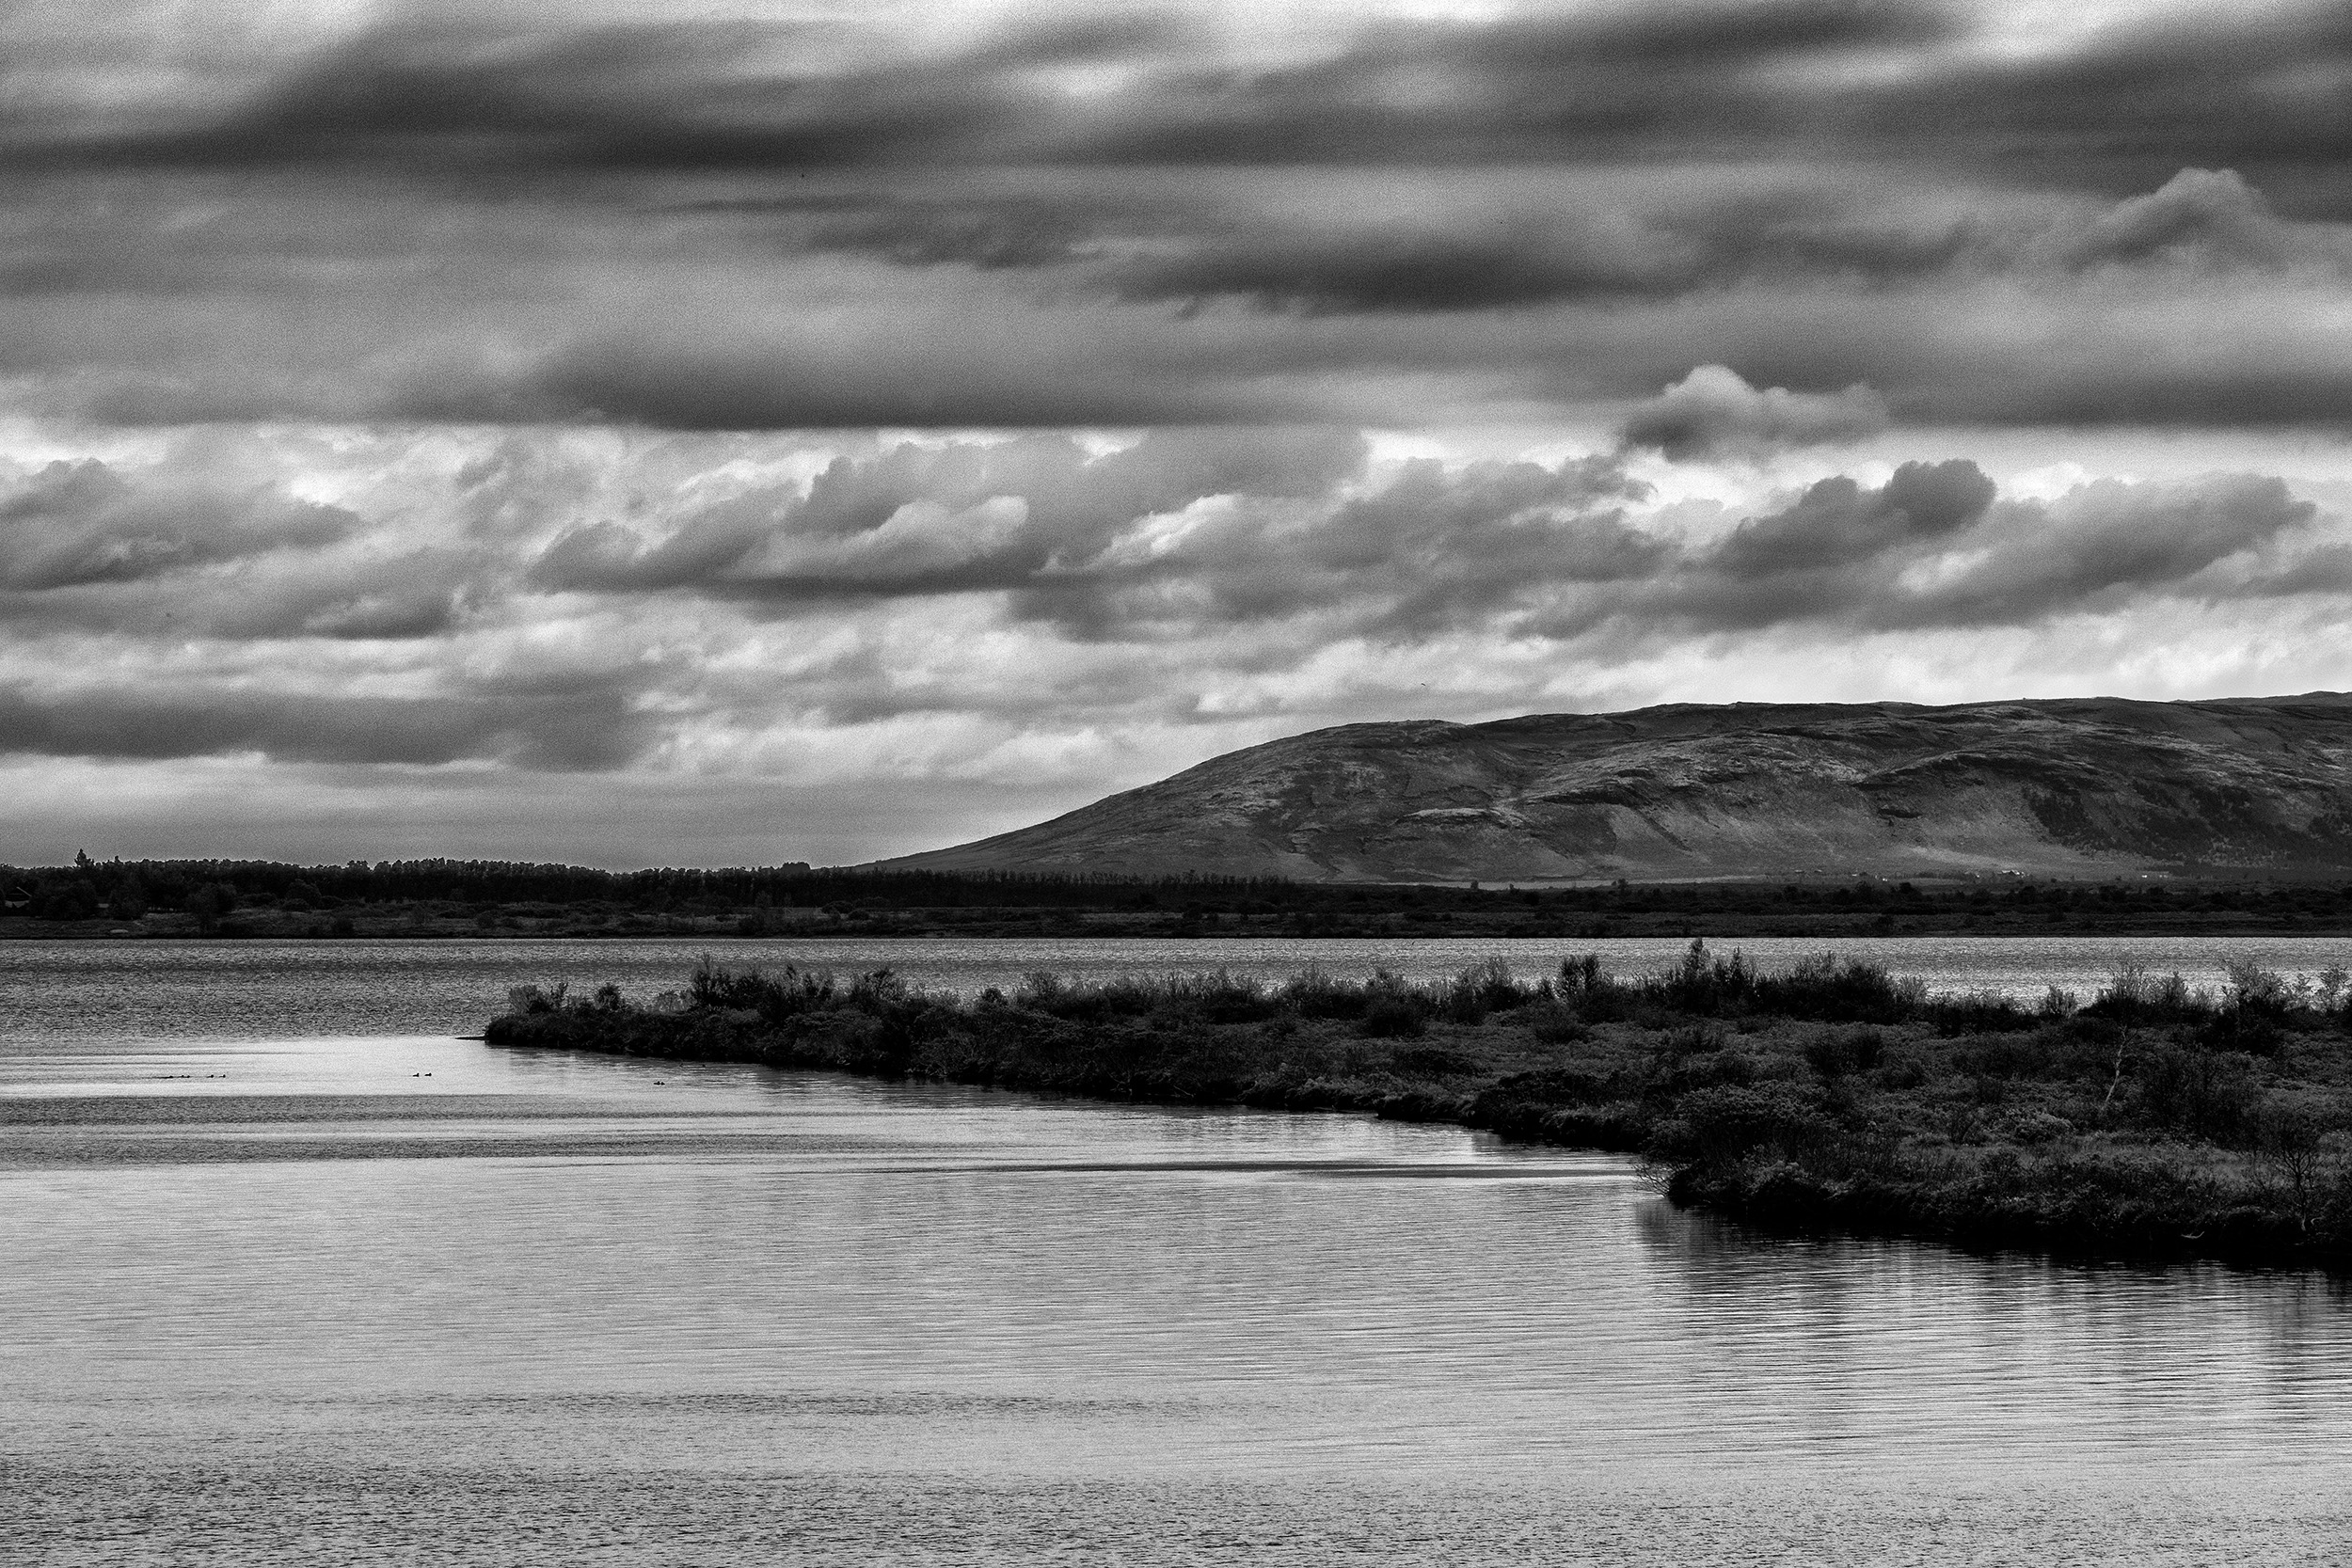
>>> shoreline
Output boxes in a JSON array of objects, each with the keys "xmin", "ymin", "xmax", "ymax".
[
  {"xmin": 485, "ymin": 953, "xmax": 2352, "ymax": 1275},
  {"xmin": 19, "ymin": 915, "xmax": 2352, "ymax": 942}
]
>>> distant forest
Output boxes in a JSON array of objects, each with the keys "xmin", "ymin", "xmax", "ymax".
[{"xmin": 7, "ymin": 853, "xmax": 2352, "ymax": 939}]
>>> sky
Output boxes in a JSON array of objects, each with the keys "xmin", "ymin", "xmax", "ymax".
[{"xmin": 1, "ymin": 0, "xmax": 2348, "ymax": 868}]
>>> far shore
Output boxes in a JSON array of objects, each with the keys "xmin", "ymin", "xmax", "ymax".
[
  {"xmin": 12, "ymin": 859, "xmax": 2352, "ymax": 942},
  {"xmin": 14, "ymin": 899, "xmax": 2352, "ymax": 942},
  {"xmin": 485, "ymin": 947, "xmax": 2352, "ymax": 1275}
]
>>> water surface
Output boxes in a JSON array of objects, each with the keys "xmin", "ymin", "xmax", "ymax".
[
  {"xmin": 11, "ymin": 931, "xmax": 2352, "ymax": 1048},
  {"xmin": 6, "ymin": 945, "xmax": 2351, "ymax": 1564}
]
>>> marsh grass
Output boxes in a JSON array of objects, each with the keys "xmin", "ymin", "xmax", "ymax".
[{"xmin": 487, "ymin": 942, "xmax": 2352, "ymax": 1270}]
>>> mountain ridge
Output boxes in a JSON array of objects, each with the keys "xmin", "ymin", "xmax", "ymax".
[{"xmin": 878, "ymin": 693, "xmax": 2352, "ymax": 883}]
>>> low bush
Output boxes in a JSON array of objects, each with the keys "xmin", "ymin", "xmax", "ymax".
[
  {"xmin": 1525, "ymin": 1002, "xmax": 1591, "ymax": 1044},
  {"xmin": 688, "ymin": 958, "xmax": 834, "ymax": 1022},
  {"xmin": 485, "ymin": 950, "xmax": 2352, "ymax": 1271},
  {"xmin": 1388, "ymin": 1044, "xmax": 1484, "ymax": 1078},
  {"xmin": 1358, "ymin": 996, "xmax": 1428, "ymax": 1039},
  {"xmin": 2136, "ymin": 1043, "xmax": 2261, "ymax": 1142},
  {"xmin": 1921, "ymin": 990, "xmax": 2040, "ymax": 1035},
  {"xmin": 1804, "ymin": 1027, "xmax": 1885, "ymax": 1079}
]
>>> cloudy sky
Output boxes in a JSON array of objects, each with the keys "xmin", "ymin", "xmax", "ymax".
[{"xmin": 2, "ymin": 0, "xmax": 2348, "ymax": 866}]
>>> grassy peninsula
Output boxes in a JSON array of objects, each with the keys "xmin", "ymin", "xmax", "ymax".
[{"xmin": 487, "ymin": 945, "xmax": 2352, "ymax": 1273}]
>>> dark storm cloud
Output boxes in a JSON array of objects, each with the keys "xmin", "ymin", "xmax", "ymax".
[
  {"xmin": 8, "ymin": 3, "xmax": 2344, "ymax": 182},
  {"xmin": 1920, "ymin": 366, "xmax": 2352, "ymax": 429},
  {"xmin": 7, "ymin": 17, "xmax": 1051, "ymax": 172},
  {"xmin": 521, "ymin": 437, "xmax": 2334, "ymax": 654},
  {"xmin": 1902, "ymin": 474, "xmax": 2317, "ymax": 626},
  {"xmin": 0, "ymin": 459, "xmax": 356, "ymax": 590},
  {"xmin": 688, "ymin": 174, "xmax": 2012, "ymax": 313},
  {"xmin": 1856, "ymin": 10, "xmax": 2352, "ymax": 180},
  {"xmin": 1614, "ymin": 467, "xmax": 2320, "ymax": 637},
  {"xmin": 1087, "ymin": 169, "xmax": 2352, "ymax": 319},
  {"xmin": 994, "ymin": 451, "xmax": 1659, "ymax": 640},
  {"xmin": 534, "ymin": 433, "xmax": 1655, "ymax": 644},
  {"xmin": 0, "ymin": 680, "xmax": 652, "ymax": 769},
  {"xmin": 803, "ymin": 198, "xmax": 1099, "ymax": 271},
  {"xmin": 1064, "ymin": 0, "xmax": 1961, "ymax": 166},
  {"xmin": 21, "ymin": 166, "xmax": 2341, "ymax": 440},
  {"xmin": 0, "ymin": 425, "xmax": 2342, "ymax": 785},
  {"xmin": 1618, "ymin": 366, "xmax": 1890, "ymax": 458},
  {"xmin": 2063, "ymin": 168, "xmax": 2307, "ymax": 271},
  {"xmin": 1709, "ymin": 460, "xmax": 1994, "ymax": 578},
  {"xmin": 534, "ymin": 426, "xmax": 1371, "ymax": 597},
  {"xmin": 366, "ymin": 309, "xmax": 1371, "ymax": 430},
  {"xmin": 1096, "ymin": 217, "xmax": 1675, "ymax": 314},
  {"xmin": 0, "ymin": 557, "xmax": 474, "ymax": 643},
  {"xmin": 0, "ymin": 8, "xmax": 2345, "ymax": 441},
  {"xmin": 0, "ymin": 451, "xmax": 502, "ymax": 642},
  {"xmin": 1267, "ymin": 454, "xmax": 1663, "ymax": 639}
]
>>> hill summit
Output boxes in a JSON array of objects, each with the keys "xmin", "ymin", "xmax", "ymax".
[{"xmin": 881, "ymin": 694, "xmax": 2352, "ymax": 883}]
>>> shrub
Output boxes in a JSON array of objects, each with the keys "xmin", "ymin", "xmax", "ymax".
[
  {"xmin": 1174, "ymin": 970, "xmax": 1279, "ymax": 1023},
  {"xmin": 2224, "ymin": 960, "xmax": 2294, "ymax": 1020},
  {"xmin": 1358, "ymin": 996, "xmax": 1427, "ymax": 1039},
  {"xmin": 849, "ymin": 968, "xmax": 908, "ymax": 1011},
  {"xmin": 1749, "ymin": 953, "xmax": 1918, "ymax": 1023},
  {"xmin": 2084, "ymin": 963, "xmax": 2202, "ymax": 1026},
  {"xmin": 1804, "ymin": 1027, "xmax": 1884, "ymax": 1079},
  {"xmin": 1652, "ymin": 938, "xmax": 1756, "ymax": 1016},
  {"xmin": 1646, "ymin": 1083, "xmax": 1831, "ymax": 1167},
  {"xmin": 40, "ymin": 880, "xmax": 103, "ymax": 922},
  {"xmin": 507, "ymin": 982, "xmax": 567, "ymax": 1015},
  {"xmin": 1526, "ymin": 1002, "xmax": 1590, "ymax": 1044},
  {"xmin": 2136, "ymin": 1044, "xmax": 2260, "ymax": 1142},
  {"xmin": 1875, "ymin": 1053, "xmax": 1930, "ymax": 1090},
  {"xmin": 183, "ymin": 882, "xmax": 238, "ymax": 927},
  {"xmin": 1554, "ymin": 954, "xmax": 1629, "ymax": 1021},
  {"xmin": 1921, "ymin": 989, "xmax": 2039, "ymax": 1035},
  {"xmin": 1014, "ymin": 971, "xmax": 1068, "ymax": 1010},
  {"xmin": 1441, "ymin": 982, "xmax": 1489, "ymax": 1026},
  {"xmin": 1389, "ymin": 1044, "xmax": 1483, "ymax": 1078},
  {"xmin": 2200, "ymin": 1007, "xmax": 2285, "ymax": 1056},
  {"xmin": 1949, "ymin": 1031, "xmax": 2060, "ymax": 1080},
  {"xmin": 1009, "ymin": 970, "xmax": 1279, "ymax": 1024},
  {"xmin": 1282, "ymin": 967, "xmax": 1373, "ymax": 1021},
  {"xmin": 688, "ymin": 958, "xmax": 836, "ymax": 1022}
]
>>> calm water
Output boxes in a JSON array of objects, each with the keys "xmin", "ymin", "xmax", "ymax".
[
  {"xmin": 10, "ymin": 931, "xmax": 2352, "ymax": 1047},
  {"xmin": 6, "ymin": 943, "xmax": 2352, "ymax": 1564}
]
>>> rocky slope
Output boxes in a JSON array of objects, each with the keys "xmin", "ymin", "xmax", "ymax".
[{"xmin": 881, "ymin": 694, "xmax": 2352, "ymax": 882}]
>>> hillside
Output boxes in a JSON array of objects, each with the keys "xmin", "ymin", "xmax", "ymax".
[{"xmin": 879, "ymin": 694, "xmax": 2352, "ymax": 883}]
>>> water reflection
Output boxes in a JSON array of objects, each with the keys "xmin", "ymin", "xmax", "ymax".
[{"xmin": 1633, "ymin": 1199, "xmax": 2352, "ymax": 1471}]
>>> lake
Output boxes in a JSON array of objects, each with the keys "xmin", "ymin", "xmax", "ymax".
[
  {"xmin": 6, "ymin": 941, "xmax": 2352, "ymax": 1564},
  {"xmin": 13, "ymin": 930, "xmax": 2352, "ymax": 1047}
]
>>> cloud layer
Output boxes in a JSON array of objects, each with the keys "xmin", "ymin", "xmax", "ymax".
[
  {"xmin": 2, "ymin": 1, "xmax": 2349, "ymax": 863},
  {"xmin": 0, "ymin": 6, "xmax": 2347, "ymax": 435},
  {"xmin": 0, "ymin": 423, "xmax": 2344, "ymax": 863}
]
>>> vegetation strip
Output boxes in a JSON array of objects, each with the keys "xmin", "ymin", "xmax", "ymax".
[
  {"xmin": 486, "ymin": 944, "xmax": 2352, "ymax": 1273},
  {"xmin": 14, "ymin": 855, "xmax": 2352, "ymax": 939}
]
